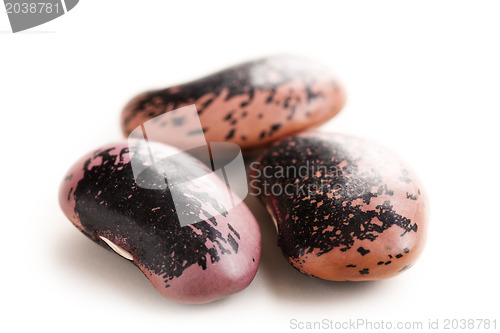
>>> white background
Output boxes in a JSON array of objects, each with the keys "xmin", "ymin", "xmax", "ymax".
[{"xmin": 1, "ymin": 1, "xmax": 499, "ymax": 332}]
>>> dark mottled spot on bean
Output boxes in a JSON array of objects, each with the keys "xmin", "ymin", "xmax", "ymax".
[
  {"xmin": 228, "ymin": 234, "xmax": 239, "ymax": 253},
  {"xmin": 172, "ymin": 117, "xmax": 184, "ymax": 126},
  {"xmin": 225, "ymin": 129, "xmax": 235, "ymax": 140},
  {"xmin": 357, "ymin": 247, "xmax": 370, "ymax": 256},
  {"xmin": 270, "ymin": 123, "xmax": 281, "ymax": 133},
  {"xmin": 406, "ymin": 193, "xmax": 417, "ymax": 200},
  {"xmin": 228, "ymin": 223, "xmax": 240, "ymax": 239},
  {"xmin": 187, "ymin": 128, "xmax": 206, "ymax": 136},
  {"xmin": 283, "ymin": 97, "xmax": 291, "ymax": 108}
]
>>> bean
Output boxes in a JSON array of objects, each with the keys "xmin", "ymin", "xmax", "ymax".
[
  {"xmin": 59, "ymin": 139, "xmax": 261, "ymax": 303},
  {"xmin": 250, "ymin": 133, "xmax": 428, "ymax": 280}
]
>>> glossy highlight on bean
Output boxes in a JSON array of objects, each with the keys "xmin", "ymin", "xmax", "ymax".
[
  {"xmin": 59, "ymin": 139, "xmax": 261, "ymax": 303},
  {"xmin": 250, "ymin": 133, "xmax": 428, "ymax": 281},
  {"xmin": 121, "ymin": 55, "xmax": 346, "ymax": 151}
]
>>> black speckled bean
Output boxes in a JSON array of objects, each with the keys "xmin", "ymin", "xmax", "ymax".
[
  {"xmin": 121, "ymin": 55, "xmax": 346, "ymax": 150},
  {"xmin": 59, "ymin": 139, "xmax": 261, "ymax": 303},
  {"xmin": 250, "ymin": 132, "xmax": 428, "ymax": 281}
]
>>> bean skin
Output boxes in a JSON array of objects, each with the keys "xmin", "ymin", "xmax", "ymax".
[
  {"xmin": 59, "ymin": 140, "xmax": 261, "ymax": 303},
  {"xmin": 250, "ymin": 133, "xmax": 428, "ymax": 281},
  {"xmin": 121, "ymin": 55, "xmax": 346, "ymax": 151}
]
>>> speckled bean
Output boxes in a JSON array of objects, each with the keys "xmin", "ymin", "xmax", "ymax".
[
  {"xmin": 250, "ymin": 133, "xmax": 428, "ymax": 281},
  {"xmin": 121, "ymin": 55, "xmax": 346, "ymax": 150},
  {"xmin": 59, "ymin": 140, "xmax": 261, "ymax": 303}
]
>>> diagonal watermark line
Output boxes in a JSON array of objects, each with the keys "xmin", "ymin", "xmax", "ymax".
[
  {"xmin": 140, "ymin": 123, "xmax": 156, "ymax": 164},
  {"xmin": 60, "ymin": 0, "xmax": 68, "ymax": 13}
]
